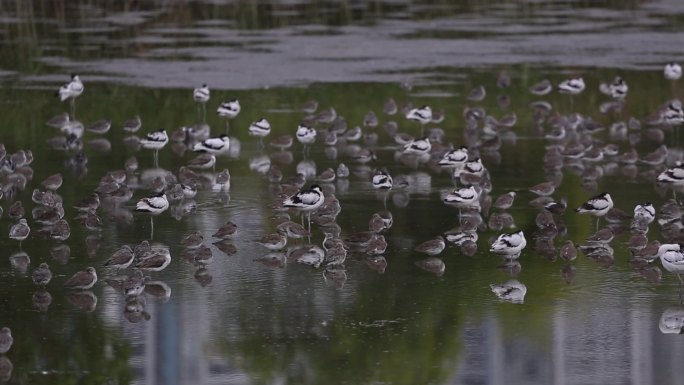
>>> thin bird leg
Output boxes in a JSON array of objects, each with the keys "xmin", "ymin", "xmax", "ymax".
[
  {"xmin": 70, "ymin": 98, "xmax": 76, "ymax": 118},
  {"xmin": 150, "ymin": 216, "xmax": 154, "ymax": 240},
  {"xmin": 225, "ymin": 120, "xmax": 231, "ymax": 135}
]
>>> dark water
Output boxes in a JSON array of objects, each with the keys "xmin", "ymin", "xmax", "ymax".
[{"xmin": 0, "ymin": 1, "xmax": 684, "ymax": 384}]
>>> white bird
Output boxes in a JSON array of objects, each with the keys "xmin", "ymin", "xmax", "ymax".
[
  {"xmin": 438, "ymin": 147, "xmax": 469, "ymax": 169},
  {"xmin": 140, "ymin": 129, "xmax": 169, "ymax": 167},
  {"xmin": 443, "ymin": 186, "xmax": 480, "ymax": 210},
  {"xmin": 296, "ymin": 124, "xmax": 317, "ymax": 155},
  {"xmin": 658, "ymin": 243, "xmax": 684, "ymax": 283},
  {"xmin": 372, "ymin": 169, "xmax": 393, "ymax": 190},
  {"xmin": 406, "ymin": 105, "xmax": 432, "ymax": 125},
  {"xmin": 663, "ymin": 100, "xmax": 684, "ymax": 125},
  {"xmin": 490, "ymin": 280, "xmax": 527, "ymax": 303},
  {"xmin": 403, "ymin": 137, "xmax": 431, "ymax": 155},
  {"xmin": 57, "ymin": 74, "xmax": 84, "ymax": 101},
  {"xmin": 558, "ymin": 77, "xmax": 585, "ymax": 95},
  {"xmin": 193, "ymin": 135, "xmax": 230, "ymax": 154},
  {"xmin": 135, "ymin": 193, "xmax": 169, "ymax": 239},
  {"xmin": 633, "ymin": 202, "xmax": 656, "ymax": 224},
  {"xmin": 249, "ymin": 118, "xmax": 271, "ymax": 146},
  {"xmin": 600, "ymin": 76, "xmax": 628, "ymax": 99},
  {"xmin": 657, "ymin": 163, "xmax": 684, "ymax": 199},
  {"xmin": 193, "ymin": 84, "xmax": 210, "ymax": 121},
  {"xmin": 575, "ymin": 192, "xmax": 614, "ymax": 229},
  {"xmin": 665, "ymin": 62, "xmax": 682, "ymax": 81},
  {"xmin": 217, "ymin": 99, "xmax": 241, "ymax": 119},
  {"xmin": 490, "ymin": 230, "xmax": 526, "ymax": 258},
  {"xmin": 283, "ymin": 185, "xmax": 324, "ymax": 230},
  {"xmin": 217, "ymin": 99, "xmax": 241, "ymax": 134},
  {"xmin": 193, "ymin": 84, "xmax": 210, "ymax": 103}
]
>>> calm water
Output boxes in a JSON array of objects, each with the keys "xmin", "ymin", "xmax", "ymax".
[{"xmin": 1, "ymin": 1, "xmax": 684, "ymax": 384}]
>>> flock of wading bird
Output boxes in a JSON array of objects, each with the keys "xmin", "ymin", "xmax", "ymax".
[{"xmin": 0, "ymin": 63, "xmax": 683, "ymax": 371}]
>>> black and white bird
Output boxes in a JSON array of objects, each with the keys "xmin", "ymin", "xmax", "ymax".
[
  {"xmin": 490, "ymin": 280, "xmax": 527, "ymax": 303},
  {"xmin": 558, "ymin": 76, "xmax": 585, "ymax": 95},
  {"xmin": 405, "ymin": 105, "xmax": 432, "ymax": 125},
  {"xmin": 663, "ymin": 100, "xmax": 684, "ymax": 125},
  {"xmin": 193, "ymin": 84, "xmax": 210, "ymax": 103},
  {"xmin": 459, "ymin": 158, "xmax": 485, "ymax": 177},
  {"xmin": 665, "ymin": 62, "xmax": 682, "ymax": 81},
  {"xmin": 296, "ymin": 124, "xmax": 317, "ymax": 154},
  {"xmin": 575, "ymin": 192, "xmax": 613, "ymax": 229},
  {"xmin": 657, "ymin": 163, "xmax": 684, "ymax": 199},
  {"xmin": 633, "ymin": 202, "xmax": 656, "ymax": 224},
  {"xmin": 57, "ymin": 74, "xmax": 84, "ymax": 102},
  {"xmin": 438, "ymin": 147, "xmax": 469, "ymax": 169},
  {"xmin": 283, "ymin": 185, "xmax": 324, "ymax": 229},
  {"xmin": 658, "ymin": 243, "xmax": 684, "ymax": 283},
  {"xmin": 490, "ymin": 230, "xmax": 527, "ymax": 258},
  {"xmin": 140, "ymin": 129, "xmax": 168, "ymax": 166},
  {"xmin": 372, "ymin": 168, "xmax": 393, "ymax": 190},
  {"xmin": 600, "ymin": 76, "xmax": 628, "ymax": 99},
  {"xmin": 248, "ymin": 118, "xmax": 272, "ymax": 143},
  {"xmin": 136, "ymin": 193, "xmax": 169, "ymax": 215},
  {"xmin": 443, "ymin": 186, "xmax": 480, "ymax": 208},
  {"xmin": 217, "ymin": 99, "xmax": 241, "ymax": 119},
  {"xmin": 135, "ymin": 193, "xmax": 169, "ymax": 239},
  {"xmin": 140, "ymin": 128, "xmax": 168, "ymax": 149},
  {"xmin": 193, "ymin": 135, "xmax": 230, "ymax": 154},
  {"xmin": 403, "ymin": 137, "xmax": 431, "ymax": 155}
]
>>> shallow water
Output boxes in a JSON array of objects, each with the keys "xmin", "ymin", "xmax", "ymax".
[{"xmin": 1, "ymin": 1, "xmax": 684, "ymax": 385}]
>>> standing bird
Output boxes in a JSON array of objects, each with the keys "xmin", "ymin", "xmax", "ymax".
[
  {"xmin": 193, "ymin": 84, "xmax": 210, "ymax": 121},
  {"xmin": 217, "ymin": 99, "xmax": 241, "ymax": 134},
  {"xmin": 57, "ymin": 74, "xmax": 84, "ymax": 116},
  {"xmin": 32, "ymin": 263, "xmax": 52, "ymax": 287},
  {"xmin": 135, "ymin": 193, "xmax": 169, "ymax": 239},
  {"xmin": 490, "ymin": 230, "xmax": 527, "ymax": 259},
  {"xmin": 575, "ymin": 192, "xmax": 614, "ymax": 230},
  {"xmin": 295, "ymin": 124, "xmax": 317, "ymax": 155},
  {"xmin": 65, "ymin": 267, "xmax": 98, "ymax": 290},
  {"xmin": 665, "ymin": 62, "xmax": 682, "ymax": 81},
  {"xmin": 558, "ymin": 76, "xmax": 585, "ymax": 108},
  {"xmin": 140, "ymin": 129, "xmax": 169, "ymax": 167},
  {"xmin": 406, "ymin": 105, "xmax": 432, "ymax": 136},
  {"xmin": 283, "ymin": 185, "xmax": 324, "ymax": 231},
  {"xmin": 658, "ymin": 243, "xmax": 684, "ymax": 284},
  {"xmin": 249, "ymin": 118, "xmax": 271, "ymax": 147},
  {"xmin": 9, "ymin": 218, "xmax": 30, "ymax": 248},
  {"xmin": 193, "ymin": 135, "xmax": 230, "ymax": 155}
]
